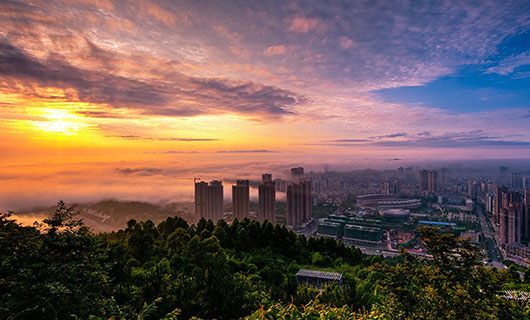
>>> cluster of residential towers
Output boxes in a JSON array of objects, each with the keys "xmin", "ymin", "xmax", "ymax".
[{"xmin": 194, "ymin": 167, "xmax": 312, "ymax": 228}]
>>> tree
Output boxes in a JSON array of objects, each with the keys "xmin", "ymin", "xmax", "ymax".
[
  {"xmin": 1, "ymin": 202, "xmax": 118, "ymax": 319},
  {"xmin": 375, "ymin": 227, "xmax": 526, "ymax": 320},
  {"xmin": 42, "ymin": 200, "xmax": 85, "ymax": 235},
  {"xmin": 244, "ymin": 298, "xmax": 382, "ymax": 320}
]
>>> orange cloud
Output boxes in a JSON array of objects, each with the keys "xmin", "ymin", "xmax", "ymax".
[
  {"xmin": 142, "ymin": 1, "xmax": 176, "ymax": 26},
  {"xmin": 264, "ymin": 45, "xmax": 287, "ymax": 56},
  {"xmin": 214, "ymin": 25, "xmax": 243, "ymax": 43},
  {"xmin": 57, "ymin": 0, "xmax": 114, "ymax": 11}
]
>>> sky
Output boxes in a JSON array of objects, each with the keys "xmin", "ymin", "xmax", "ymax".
[{"xmin": 1, "ymin": 0, "xmax": 530, "ymax": 209}]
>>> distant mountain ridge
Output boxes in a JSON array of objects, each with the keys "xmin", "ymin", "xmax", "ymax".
[{"xmin": 17, "ymin": 199, "xmax": 195, "ymax": 232}]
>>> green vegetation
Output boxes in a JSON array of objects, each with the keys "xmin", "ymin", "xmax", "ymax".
[{"xmin": 1, "ymin": 201, "xmax": 529, "ymax": 319}]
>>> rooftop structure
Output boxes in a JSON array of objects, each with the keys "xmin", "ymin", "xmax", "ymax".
[
  {"xmin": 418, "ymin": 220, "xmax": 457, "ymax": 227},
  {"xmin": 382, "ymin": 209, "xmax": 411, "ymax": 222},
  {"xmin": 343, "ymin": 224, "xmax": 383, "ymax": 245},
  {"xmin": 296, "ymin": 269, "xmax": 343, "ymax": 287},
  {"xmin": 499, "ymin": 290, "xmax": 530, "ymax": 302}
]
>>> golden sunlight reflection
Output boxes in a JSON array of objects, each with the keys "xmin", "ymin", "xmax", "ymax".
[{"xmin": 32, "ymin": 108, "xmax": 87, "ymax": 136}]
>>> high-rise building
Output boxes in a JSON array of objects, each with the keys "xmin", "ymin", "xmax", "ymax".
[
  {"xmin": 195, "ymin": 179, "xmax": 224, "ymax": 222},
  {"xmin": 523, "ymin": 176, "xmax": 530, "ymax": 190},
  {"xmin": 512, "ymin": 172, "xmax": 523, "ymax": 189},
  {"xmin": 398, "ymin": 167, "xmax": 405, "ymax": 178},
  {"xmin": 207, "ymin": 180, "xmax": 224, "ymax": 222},
  {"xmin": 486, "ymin": 194, "xmax": 495, "ymax": 213},
  {"xmin": 418, "ymin": 170, "xmax": 437, "ymax": 193},
  {"xmin": 468, "ymin": 181, "xmax": 479, "ymax": 200},
  {"xmin": 496, "ymin": 187, "xmax": 523, "ymax": 246},
  {"xmin": 428, "ymin": 171, "xmax": 438, "ymax": 193},
  {"xmin": 499, "ymin": 207, "xmax": 516, "ymax": 245},
  {"xmin": 494, "ymin": 186, "xmax": 508, "ymax": 217},
  {"xmin": 258, "ymin": 174, "xmax": 276, "ymax": 223},
  {"xmin": 499, "ymin": 166, "xmax": 509, "ymax": 185},
  {"xmin": 274, "ymin": 178, "xmax": 286, "ymax": 192},
  {"xmin": 262, "ymin": 173, "xmax": 272, "ymax": 183},
  {"xmin": 313, "ymin": 180, "xmax": 322, "ymax": 194},
  {"xmin": 488, "ymin": 182, "xmax": 496, "ymax": 194},
  {"xmin": 440, "ymin": 168, "xmax": 448, "ymax": 186},
  {"xmin": 418, "ymin": 170, "xmax": 429, "ymax": 192},
  {"xmin": 384, "ymin": 181, "xmax": 391, "ymax": 195},
  {"xmin": 524, "ymin": 189, "xmax": 530, "ymax": 241},
  {"xmin": 290, "ymin": 167, "xmax": 304, "ymax": 178},
  {"xmin": 384, "ymin": 179, "xmax": 401, "ymax": 195},
  {"xmin": 287, "ymin": 179, "xmax": 312, "ymax": 227},
  {"xmin": 506, "ymin": 205, "xmax": 523, "ymax": 244},
  {"xmin": 405, "ymin": 167, "xmax": 415, "ymax": 184},
  {"xmin": 195, "ymin": 180, "xmax": 208, "ymax": 221},
  {"xmin": 232, "ymin": 180, "xmax": 249, "ymax": 220}
]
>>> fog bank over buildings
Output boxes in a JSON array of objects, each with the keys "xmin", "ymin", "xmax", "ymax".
[{"xmin": 2, "ymin": 158, "xmax": 530, "ymax": 212}]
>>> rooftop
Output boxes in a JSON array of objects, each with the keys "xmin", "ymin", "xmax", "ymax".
[
  {"xmin": 418, "ymin": 220, "xmax": 456, "ymax": 227},
  {"xmin": 296, "ymin": 269, "xmax": 342, "ymax": 281}
]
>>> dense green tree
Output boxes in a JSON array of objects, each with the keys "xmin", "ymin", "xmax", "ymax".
[
  {"xmin": 375, "ymin": 227, "xmax": 527, "ymax": 320},
  {"xmin": 2, "ymin": 203, "xmax": 528, "ymax": 319},
  {"xmin": 0, "ymin": 202, "xmax": 119, "ymax": 319},
  {"xmin": 244, "ymin": 298, "xmax": 382, "ymax": 320}
]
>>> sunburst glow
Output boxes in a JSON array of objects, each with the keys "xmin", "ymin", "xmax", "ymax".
[{"xmin": 32, "ymin": 108, "xmax": 86, "ymax": 136}]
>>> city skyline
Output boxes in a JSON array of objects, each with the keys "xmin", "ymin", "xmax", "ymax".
[
  {"xmin": 1, "ymin": 0, "xmax": 530, "ymax": 210},
  {"xmin": 3, "ymin": 2, "xmax": 530, "ymax": 318}
]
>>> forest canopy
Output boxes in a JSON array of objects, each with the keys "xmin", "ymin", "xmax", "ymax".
[{"xmin": 1, "ymin": 201, "xmax": 529, "ymax": 320}]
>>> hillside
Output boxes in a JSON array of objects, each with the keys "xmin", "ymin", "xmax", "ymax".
[
  {"xmin": 15, "ymin": 200, "xmax": 195, "ymax": 232},
  {"xmin": 1, "ymin": 201, "xmax": 529, "ymax": 319}
]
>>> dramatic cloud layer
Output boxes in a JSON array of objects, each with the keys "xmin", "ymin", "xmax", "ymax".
[
  {"xmin": 0, "ymin": 38, "xmax": 303, "ymax": 120},
  {"xmin": 1, "ymin": 0, "xmax": 530, "ymax": 209}
]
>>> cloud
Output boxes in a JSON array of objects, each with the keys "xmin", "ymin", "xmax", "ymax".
[
  {"xmin": 145, "ymin": 150, "xmax": 199, "ymax": 154},
  {"xmin": 0, "ymin": 39, "xmax": 170, "ymax": 106},
  {"xmin": 157, "ymin": 138, "xmax": 218, "ymax": 142},
  {"xmin": 189, "ymin": 78, "xmax": 302, "ymax": 117},
  {"xmin": 107, "ymin": 135, "xmax": 218, "ymax": 142},
  {"xmin": 371, "ymin": 133, "xmax": 408, "ymax": 139},
  {"xmin": 373, "ymin": 138, "xmax": 530, "ymax": 148},
  {"xmin": 158, "ymin": 150, "xmax": 199, "ymax": 154},
  {"xmin": 215, "ymin": 150, "xmax": 278, "ymax": 153},
  {"xmin": 115, "ymin": 167, "xmax": 163, "ymax": 176},
  {"xmin": 0, "ymin": 38, "xmax": 304, "ymax": 120},
  {"xmin": 486, "ymin": 52, "xmax": 530, "ymax": 75},
  {"xmin": 339, "ymin": 37, "xmax": 354, "ymax": 49},
  {"xmin": 1, "ymin": 0, "xmax": 530, "ymax": 154},
  {"xmin": 76, "ymin": 110, "xmax": 134, "ymax": 119},
  {"xmin": 264, "ymin": 45, "xmax": 287, "ymax": 56},
  {"xmin": 141, "ymin": 1, "xmax": 176, "ymax": 26},
  {"xmin": 327, "ymin": 139, "xmax": 370, "ymax": 143},
  {"xmin": 288, "ymin": 16, "xmax": 327, "ymax": 33},
  {"xmin": 315, "ymin": 130, "xmax": 530, "ymax": 148}
]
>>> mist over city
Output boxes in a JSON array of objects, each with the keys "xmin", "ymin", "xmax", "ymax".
[{"xmin": 2, "ymin": 0, "xmax": 530, "ymax": 319}]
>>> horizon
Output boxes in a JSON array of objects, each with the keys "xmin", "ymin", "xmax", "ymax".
[
  {"xmin": 4, "ymin": 157, "xmax": 530, "ymax": 212},
  {"xmin": 1, "ymin": 0, "xmax": 530, "ymax": 211}
]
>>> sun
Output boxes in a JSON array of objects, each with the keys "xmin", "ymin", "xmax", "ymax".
[{"xmin": 33, "ymin": 108, "xmax": 85, "ymax": 136}]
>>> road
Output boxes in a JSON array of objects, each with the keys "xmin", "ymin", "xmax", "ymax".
[{"xmin": 476, "ymin": 205, "xmax": 504, "ymax": 268}]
